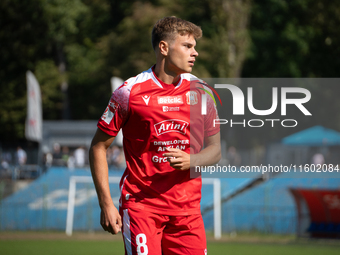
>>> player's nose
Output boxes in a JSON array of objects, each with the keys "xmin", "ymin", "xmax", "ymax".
[{"xmin": 192, "ymin": 48, "xmax": 198, "ymax": 57}]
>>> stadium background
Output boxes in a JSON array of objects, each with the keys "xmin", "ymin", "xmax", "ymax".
[{"xmin": 1, "ymin": 0, "xmax": 340, "ymax": 254}]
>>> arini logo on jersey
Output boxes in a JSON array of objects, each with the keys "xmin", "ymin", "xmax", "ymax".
[
  {"xmin": 154, "ymin": 119, "xmax": 189, "ymax": 136},
  {"xmin": 157, "ymin": 96, "xmax": 183, "ymax": 104}
]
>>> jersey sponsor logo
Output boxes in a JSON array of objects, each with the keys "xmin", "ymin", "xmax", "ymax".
[
  {"xmin": 101, "ymin": 98, "xmax": 119, "ymax": 124},
  {"xmin": 153, "ymin": 139, "xmax": 189, "ymax": 146},
  {"xmin": 142, "ymin": 95, "xmax": 151, "ymax": 105},
  {"xmin": 162, "ymin": 106, "xmax": 180, "ymax": 112},
  {"xmin": 186, "ymin": 91, "xmax": 198, "ymax": 105},
  {"xmin": 157, "ymin": 96, "xmax": 183, "ymax": 105},
  {"xmin": 154, "ymin": 119, "xmax": 189, "ymax": 136},
  {"xmin": 151, "ymin": 155, "xmax": 169, "ymax": 163}
]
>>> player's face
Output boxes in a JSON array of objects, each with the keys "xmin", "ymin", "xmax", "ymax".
[{"xmin": 166, "ymin": 33, "xmax": 198, "ymax": 75}]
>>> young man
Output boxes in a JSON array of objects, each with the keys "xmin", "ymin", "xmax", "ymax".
[{"xmin": 90, "ymin": 17, "xmax": 221, "ymax": 255}]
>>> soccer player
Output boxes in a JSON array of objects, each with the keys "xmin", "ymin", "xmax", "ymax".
[{"xmin": 89, "ymin": 16, "xmax": 221, "ymax": 255}]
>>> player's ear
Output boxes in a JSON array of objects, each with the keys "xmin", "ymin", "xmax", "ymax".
[{"xmin": 159, "ymin": 41, "xmax": 169, "ymax": 56}]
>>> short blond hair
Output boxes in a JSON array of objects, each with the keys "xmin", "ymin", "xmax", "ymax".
[{"xmin": 152, "ymin": 16, "xmax": 202, "ymax": 50}]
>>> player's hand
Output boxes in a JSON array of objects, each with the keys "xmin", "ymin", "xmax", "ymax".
[
  {"xmin": 163, "ymin": 147, "xmax": 190, "ymax": 170},
  {"xmin": 100, "ymin": 204, "xmax": 122, "ymax": 235}
]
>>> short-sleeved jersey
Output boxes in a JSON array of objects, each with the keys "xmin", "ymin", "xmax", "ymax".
[{"xmin": 98, "ymin": 67, "xmax": 219, "ymax": 215}]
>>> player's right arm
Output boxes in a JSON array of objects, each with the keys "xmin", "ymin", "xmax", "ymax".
[{"xmin": 89, "ymin": 128, "xmax": 122, "ymax": 234}]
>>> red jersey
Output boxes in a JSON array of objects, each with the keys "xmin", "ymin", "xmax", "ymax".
[{"xmin": 98, "ymin": 67, "xmax": 219, "ymax": 215}]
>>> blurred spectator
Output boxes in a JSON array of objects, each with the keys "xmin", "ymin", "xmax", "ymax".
[
  {"xmin": 107, "ymin": 145, "xmax": 125, "ymax": 168},
  {"xmin": 1, "ymin": 159, "xmax": 9, "ymax": 170},
  {"xmin": 52, "ymin": 143, "xmax": 63, "ymax": 166},
  {"xmin": 74, "ymin": 146, "xmax": 86, "ymax": 168},
  {"xmin": 16, "ymin": 146, "xmax": 27, "ymax": 166},
  {"xmin": 45, "ymin": 152, "xmax": 53, "ymax": 168},
  {"xmin": 61, "ymin": 146, "xmax": 70, "ymax": 166},
  {"xmin": 226, "ymin": 146, "xmax": 241, "ymax": 166},
  {"xmin": 312, "ymin": 153, "xmax": 325, "ymax": 165},
  {"xmin": 67, "ymin": 154, "xmax": 76, "ymax": 170},
  {"xmin": 3, "ymin": 152, "xmax": 12, "ymax": 165}
]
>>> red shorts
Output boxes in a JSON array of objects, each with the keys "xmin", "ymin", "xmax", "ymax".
[{"xmin": 120, "ymin": 207, "xmax": 207, "ymax": 255}]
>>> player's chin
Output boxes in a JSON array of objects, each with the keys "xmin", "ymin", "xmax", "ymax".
[{"xmin": 181, "ymin": 67, "xmax": 193, "ymax": 73}]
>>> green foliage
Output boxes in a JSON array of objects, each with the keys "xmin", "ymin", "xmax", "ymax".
[
  {"xmin": 43, "ymin": 0, "xmax": 89, "ymax": 43},
  {"xmin": 35, "ymin": 60, "xmax": 63, "ymax": 119},
  {"xmin": 102, "ymin": 1, "xmax": 168, "ymax": 79},
  {"xmin": 0, "ymin": 0, "xmax": 49, "ymax": 141},
  {"xmin": 242, "ymin": 0, "xmax": 340, "ymax": 77}
]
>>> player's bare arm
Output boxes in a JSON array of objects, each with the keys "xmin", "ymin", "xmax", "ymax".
[
  {"xmin": 89, "ymin": 128, "xmax": 122, "ymax": 234},
  {"xmin": 163, "ymin": 131, "xmax": 221, "ymax": 170}
]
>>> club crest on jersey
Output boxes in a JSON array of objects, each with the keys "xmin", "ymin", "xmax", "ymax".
[
  {"xmin": 154, "ymin": 119, "xmax": 189, "ymax": 136},
  {"xmin": 157, "ymin": 96, "xmax": 183, "ymax": 105},
  {"xmin": 142, "ymin": 95, "xmax": 151, "ymax": 105},
  {"xmin": 186, "ymin": 91, "xmax": 198, "ymax": 105},
  {"xmin": 101, "ymin": 98, "xmax": 119, "ymax": 124}
]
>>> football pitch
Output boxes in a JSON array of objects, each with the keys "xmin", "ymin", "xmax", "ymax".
[{"xmin": 1, "ymin": 233, "xmax": 340, "ymax": 255}]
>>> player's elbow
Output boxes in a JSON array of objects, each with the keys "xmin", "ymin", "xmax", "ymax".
[
  {"xmin": 88, "ymin": 144, "xmax": 95, "ymax": 165},
  {"xmin": 89, "ymin": 139, "xmax": 102, "ymax": 164}
]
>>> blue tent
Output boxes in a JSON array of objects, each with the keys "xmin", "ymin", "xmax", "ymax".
[{"xmin": 282, "ymin": 125, "xmax": 340, "ymax": 146}]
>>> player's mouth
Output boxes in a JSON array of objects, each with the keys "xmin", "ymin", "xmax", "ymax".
[{"xmin": 188, "ymin": 60, "xmax": 195, "ymax": 66}]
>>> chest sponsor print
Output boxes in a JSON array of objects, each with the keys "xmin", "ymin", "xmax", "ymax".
[
  {"xmin": 157, "ymin": 95, "xmax": 183, "ymax": 105},
  {"xmin": 154, "ymin": 119, "xmax": 189, "ymax": 136}
]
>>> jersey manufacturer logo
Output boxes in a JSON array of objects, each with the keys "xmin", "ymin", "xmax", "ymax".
[
  {"xmin": 186, "ymin": 91, "xmax": 198, "ymax": 105},
  {"xmin": 163, "ymin": 106, "xmax": 180, "ymax": 112},
  {"xmin": 142, "ymin": 95, "xmax": 150, "ymax": 105},
  {"xmin": 101, "ymin": 98, "xmax": 119, "ymax": 124},
  {"xmin": 154, "ymin": 119, "xmax": 189, "ymax": 136},
  {"xmin": 157, "ymin": 96, "xmax": 183, "ymax": 105}
]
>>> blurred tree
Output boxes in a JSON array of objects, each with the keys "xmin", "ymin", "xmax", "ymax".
[
  {"xmin": 242, "ymin": 0, "xmax": 340, "ymax": 77},
  {"xmin": 205, "ymin": 0, "xmax": 252, "ymax": 77},
  {"xmin": 35, "ymin": 60, "xmax": 63, "ymax": 120},
  {"xmin": 0, "ymin": 0, "xmax": 49, "ymax": 142},
  {"xmin": 103, "ymin": 1, "xmax": 168, "ymax": 79},
  {"xmin": 41, "ymin": 0, "xmax": 89, "ymax": 119}
]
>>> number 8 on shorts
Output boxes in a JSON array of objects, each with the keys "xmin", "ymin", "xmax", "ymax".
[{"xmin": 136, "ymin": 233, "xmax": 148, "ymax": 255}]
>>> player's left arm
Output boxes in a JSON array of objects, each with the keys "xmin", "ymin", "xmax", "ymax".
[{"xmin": 163, "ymin": 131, "xmax": 221, "ymax": 170}]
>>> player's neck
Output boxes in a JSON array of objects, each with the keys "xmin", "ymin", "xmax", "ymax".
[{"xmin": 154, "ymin": 62, "xmax": 181, "ymax": 85}]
